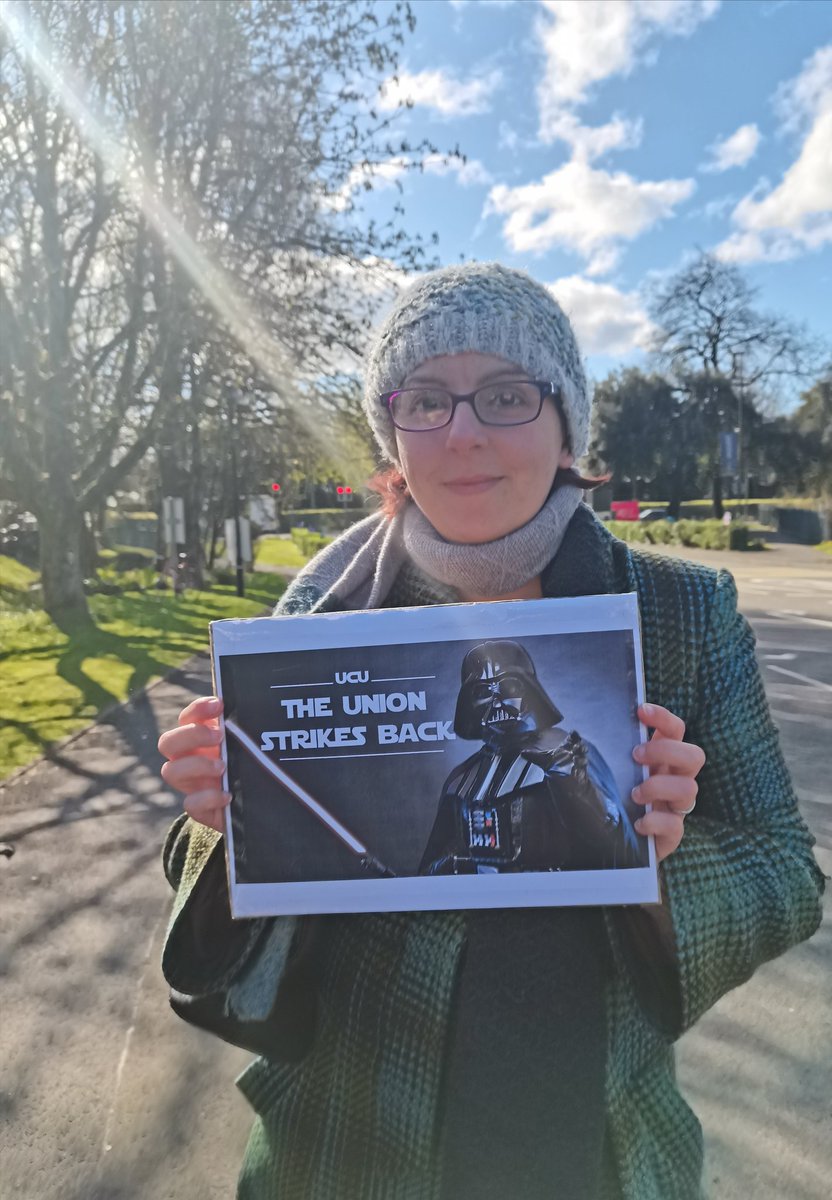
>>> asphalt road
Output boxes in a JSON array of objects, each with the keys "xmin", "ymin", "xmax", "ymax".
[{"xmin": 0, "ymin": 544, "xmax": 829, "ymax": 1200}]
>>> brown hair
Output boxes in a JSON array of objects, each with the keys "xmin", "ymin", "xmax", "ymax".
[{"xmin": 366, "ymin": 465, "xmax": 610, "ymax": 519}]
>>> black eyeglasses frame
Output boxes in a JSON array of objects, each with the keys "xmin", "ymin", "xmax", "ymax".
[{"xmin": 381, "ymin": 379, "xmax": 563, "ymax": 433}]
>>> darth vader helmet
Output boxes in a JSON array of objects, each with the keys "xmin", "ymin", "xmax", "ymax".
[{"xmin": 454, "ymin": 640, "xmax": 563, "ymax": 743}]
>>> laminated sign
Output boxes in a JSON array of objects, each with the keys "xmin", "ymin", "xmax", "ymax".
[{"xmin": 210, "ymin": 595, "xmax": 659, "ymax": 917}]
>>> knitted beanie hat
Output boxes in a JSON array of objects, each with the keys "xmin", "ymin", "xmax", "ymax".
[{"xmin": 363, "ymin": 262, "xmax": 590, "ymax": 464}]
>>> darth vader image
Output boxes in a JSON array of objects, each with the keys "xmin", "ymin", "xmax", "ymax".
[{"xmin": 418, "ymin": 640, "xmax": 641, "ymax": 875}]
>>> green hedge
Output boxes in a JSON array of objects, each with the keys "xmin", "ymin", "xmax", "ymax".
[
  {"xmin": 101, "ymin": 544, "xmax": 157, "ymax": 571},
  {"xmin": 290, "ymin": 528, "xmax": 334, "ymax": 558},
  {"xmin": 635, "ymin": 497, "xmax": 824, "ymax": 509},
  {"xmin": 278, "ymin": 508, "xmax": 364, "ymax": 534},
  {"xmin": 604, "ymin": 519, "xmax": 758, "ymax": 551}
]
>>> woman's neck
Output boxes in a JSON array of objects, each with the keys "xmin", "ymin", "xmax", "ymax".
[{"xmin": 458, "ymin": 575, "xmax": 543, "ymax": 604}]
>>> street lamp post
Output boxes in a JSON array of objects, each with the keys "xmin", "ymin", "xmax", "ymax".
[
  {"xmin": 228, "ymin": 386, "xmax": 245, "ymax": 598},
  {"xmin": 732, "ymin": 353, "xmax": 745, "ymax": 516}
]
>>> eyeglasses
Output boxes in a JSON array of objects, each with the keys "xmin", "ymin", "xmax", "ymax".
[{"xmin": 382, "ymin": 380, "xmax": 561, "ymax": 433}]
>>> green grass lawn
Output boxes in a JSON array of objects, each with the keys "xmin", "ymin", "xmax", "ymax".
[
  {"xmin": 254, "ymin": 535, "xmax": 308, "ymax": 569},
  {"xmin": 0, "ymin": 558, "xmax": 286, "ymax": 780}
]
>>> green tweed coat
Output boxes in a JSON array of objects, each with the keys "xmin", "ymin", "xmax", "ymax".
[{"xmin": 162, "ymin": 510, "xmax": 825, "ymax": 1200}]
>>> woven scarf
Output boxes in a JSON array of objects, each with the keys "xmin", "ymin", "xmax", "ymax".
[{"xmin": 281, "ymin": 485, "xmax": 583, "ymax": 613}]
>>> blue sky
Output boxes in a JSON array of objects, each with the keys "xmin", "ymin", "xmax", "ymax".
[{"xmin": 348, "ymin": 0, "xmax": 831, "ymax": 399}]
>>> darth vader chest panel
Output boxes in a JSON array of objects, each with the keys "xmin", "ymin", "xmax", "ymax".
[{"xmin": 447, "ymin": 749, "xmax": 554, "ymax": 868}]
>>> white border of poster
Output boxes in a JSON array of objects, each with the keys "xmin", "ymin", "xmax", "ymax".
[{"xmin": 211, "ymin": 594, "xmax": 659, "ymax": 917}]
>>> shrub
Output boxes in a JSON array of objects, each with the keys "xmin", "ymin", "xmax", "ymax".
[
  {"xmin": 604, "ymin": 518, "xmax": 756, "ymax": 552},
  {"xmin": 604, "ymin": 521, "xmax": 648, "ymax": 544},
  {"xmin": 111, "ymin": 545, "xmax": 157, "ymax": 571},
  {"xmin": 644, "ymin": 522, "xmax": 675, "ymax": 545},
  {"xmin": 290, "ymin": 528, "xmax": 333, "ymax": 558},
  {"xmin": 279, "ymin": 508, "xmax": 365, "ymax": 534},
  {"xmin": 88, "ymin": 564, "xmax": 156, "ymax": 594}
]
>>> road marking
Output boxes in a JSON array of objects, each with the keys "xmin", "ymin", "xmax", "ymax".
[
  {"xmin": 765, "ymin": 664, "xmax": 832, "ymax": 693},
  {"xmin": 97, "ymin": 911, "xmax": 167, "ymax": 1176},
  {"xmin": 770, "ymin": 708, "xmax": 830, "ymax": 727},
  {"xmin": 762, "ymin": 652, "xmax": 797, "ymax": 661},
  {"xmin": 756, "ymin": 642, "xmax": 832, "ymax": 653},
  {"xmin": 763, "ymin": 612, "xmax": 832, "ymax": 629}
]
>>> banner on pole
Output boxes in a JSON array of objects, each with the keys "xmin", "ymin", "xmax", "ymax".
[{"xmin": 719, "ymin": 431, "xmax": 739, "ymax": 475}]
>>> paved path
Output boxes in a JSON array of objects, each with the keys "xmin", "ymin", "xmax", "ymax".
[
  {"xmin": 664, "ymin": 542, "xmax": 831, "ymax": 1200},
  {"xmin": 0, "ymin": 544, "xmax": 829, "ymax": 1200}
]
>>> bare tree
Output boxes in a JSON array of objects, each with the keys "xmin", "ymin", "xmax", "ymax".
[
  {"xmin": 0, "ymin": 0, "xmax": 443, "ymax": 619},
  {"xmin": 649, "ymin": 251, "xmax": 821, "ymax": 391}
]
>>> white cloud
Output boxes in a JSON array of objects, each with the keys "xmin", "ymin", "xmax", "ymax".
[
  {"xmin": 775, "ymin": 43, "xmax": 832, "ymax": 131},
  {"xmin": 535, "ymin": 0, "xmax": 720, "ymax": 135},
  {"xmin": 378, "ymin": 68, "xmax": 502, "ymax": 118},
  {"xmin": 548, "ymin": 274, "xmax": 656, "ymax": 355},
  {"xmin": 484, "ymin": 160, "xmax": 694, "ymax": 268},
  {"xmin": 545, "ymin": 112, "xmax": 643, "ymax": 162},
  {"xmin": 701, "ymin": 123, "xmax": 761, "ymax": 172},
  {"xmin": 322, "ymin": 157, "xmax": 409, "ymax": 212},
  {"xmin": 507, "ymin": 1, "xmax": 706, "ymax": 271},
  {"xmin": 697, "ymin": 193, "xmax": 738, "ymax": 220},
  {"xmin": 715, "ymin": 44, "xmax": 832, "ymax": 263},
  {"xmin": 498, "ymin": 120, "xmax": 520, "ymax": 151},
  {"xmin": 423, "ymin": 154, "xmax": 493, "ymax": 186},
  {"xmin": 323, "ymin": 152, "xmax": 491, "ymax": 212}
]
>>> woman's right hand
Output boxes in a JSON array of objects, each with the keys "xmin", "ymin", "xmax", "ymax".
[{"xmin": 158, "ymin": 696, "xmax": 230, "ymax": 833}]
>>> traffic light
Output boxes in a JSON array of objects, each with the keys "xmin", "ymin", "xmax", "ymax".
[
  {"xmin": 336, "ymin": 485, "xmax": 352, "ymax": 495},
  {"xmin": 271, "ymin": 483, "xmax": 281, "ymax": 492}
]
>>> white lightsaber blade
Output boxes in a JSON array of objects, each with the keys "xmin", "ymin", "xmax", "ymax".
[{"xmin": 224, "ymin": 718, "xmax": 394, "ymax": 876}]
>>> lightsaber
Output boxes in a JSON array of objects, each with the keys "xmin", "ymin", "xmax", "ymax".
[{"xmin": 224, "ymin": 718, "xmax": 395, "ymax": 878}]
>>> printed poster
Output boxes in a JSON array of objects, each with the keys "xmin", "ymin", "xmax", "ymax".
[{"xmin": 210, "ymin": 594, "xmax": 659, "ymax": 916}]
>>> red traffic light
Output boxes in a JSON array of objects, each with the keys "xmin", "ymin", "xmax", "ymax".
[
  {"xmin": 345, "ymin": 486, "xmax": 352, "ymax": 495},
  {"xmin": 336, "ymin": 486, "xmax": 344, "ymax": 495},
  {"xmin": 271, "ymin": 483, "xmax": 281, "ymax": 492}
]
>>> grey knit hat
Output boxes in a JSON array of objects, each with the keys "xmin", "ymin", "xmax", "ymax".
[{"xmin": 363, "ymin": 262, "xmax": 590, "ymax": 464}]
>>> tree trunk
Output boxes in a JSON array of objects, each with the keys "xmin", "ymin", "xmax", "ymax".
[
  {"xmin": 185, "ymin": 418, "xmax": 206, "ymax": 589},
  {"xmin": 37, "ymin": 498, "xmax": 91, "ymax": 624}
]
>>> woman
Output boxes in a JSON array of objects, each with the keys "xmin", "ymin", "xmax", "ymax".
[{"xmin": 158, "ymin": 264, "xmax": 824, "ymax": 1200}]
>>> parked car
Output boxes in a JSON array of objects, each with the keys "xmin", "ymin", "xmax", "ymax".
[{"xmin": 639, "ymin": 508, "xmax": 674, "ymax": 523}]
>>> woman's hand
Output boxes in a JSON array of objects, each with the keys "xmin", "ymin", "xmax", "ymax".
[
  {"xmin": 630, "ymin": 702, "xmax": 706, "ymax": 863},
  {"xmin": 158, "ymin": 696, "xmax": 230, "ymax": 833}
]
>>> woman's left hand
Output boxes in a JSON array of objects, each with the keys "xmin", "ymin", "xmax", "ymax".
[{"xmin": 631, "ymin": 703, "xmax": 706, "ymax": 863}]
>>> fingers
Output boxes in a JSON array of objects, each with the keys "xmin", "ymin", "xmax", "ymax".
[
  {"xmin": 634, "ymin": 808, "xmax": 685, "ymax": 863},
  {"xmin": 638, "ymin": 702, "xmax": 685, "ymax": 741},
  {"xmin": 158, "ymin": 721, "xmax": 223, "ymax": 762},
  {"xmin": 177, "ymin": 695, "xmax": 224, "ymax": 727},
  {"xmin": 633, "ymin": 738, "xmax": 706, "ymax": 776},
  {"xmin": 157, "ymin": 696, "xmax": 229, "ymax": 833},
  {"xmin": 184, "ymin": 787, "xmax": 231, "ymax": 831},
  {"xmin": 161, "ymin": 754, "xmax": 227, "ymax": 794},
  {"xmin": 631, "ymin": 775, "xmax": 698, "ymax": 812}
]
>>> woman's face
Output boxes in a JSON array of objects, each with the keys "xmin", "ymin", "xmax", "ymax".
[{"xmin": 394, "ymin": 352, "xmax": 574, "ymax": 544}]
